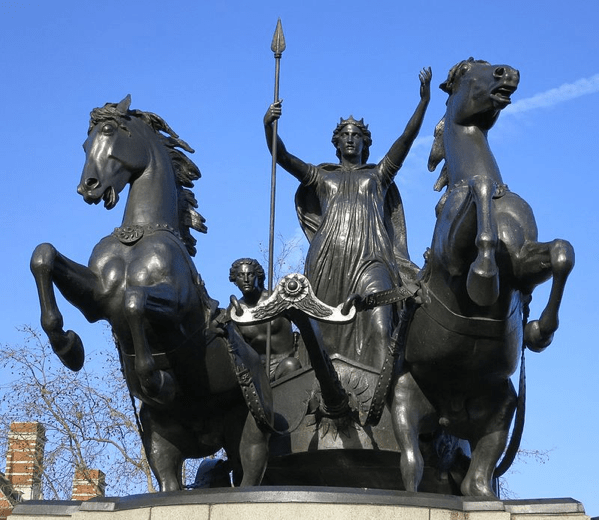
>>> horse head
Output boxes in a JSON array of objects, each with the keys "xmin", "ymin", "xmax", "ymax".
[
  {"xmin": 77, "ymin": 95, "xmax": 205, "ymax": 256},
  {"xmin": 428, "ymin": 59, "xmax": 520, "ymax": 190},
  {"xmin": 441, "ymin": 58, "xmax": 519, "ymax": 131},
  {"xmin": 78, "ymin": 95, "xmax": 196, "ymax": 210},
  {"xmin": 78, "ymin": 95, "xmax": 142, "ymax": 209}
]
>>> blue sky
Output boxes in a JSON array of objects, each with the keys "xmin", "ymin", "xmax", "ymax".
[{"xmin": 1, "ymin": 0, "xmax": 597, "ymax": 512}]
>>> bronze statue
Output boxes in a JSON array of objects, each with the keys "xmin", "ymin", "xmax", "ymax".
[
  {"xmin": 390, "ymin": 59, "xmax": 575, "ymax": 496},
  {"xmin": 264, "ymin": 68, "xmax": 431, "ymax": 369},
  {"xmin": 30, "ymin": 96, "xmax": 272, "ymax": 491},
  {"xmin": 229, "ymin": 258, "xmax": 301, "ymax": 380},
  {"xmin": 27, "ymin": 49, "xmax": 576, "ymax": 497}
]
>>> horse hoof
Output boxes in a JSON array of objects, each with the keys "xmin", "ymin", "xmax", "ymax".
[
  {"xmin": 524, "ymin": 320, "xmax": 552, "ymax": 353},
  {"xmin": 52, "ymin": 330, "xmax": 84, "ymax": 371},
  {"xmin": 467, "ymin": 265, "xmax": 499, "ymax": 307},
  {"xmin": 460, "ymin": 477, "xmax": 497, "ymax": 497}
]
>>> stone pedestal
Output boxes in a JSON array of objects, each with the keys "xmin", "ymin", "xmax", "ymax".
[{"xmin": 12, "ymin": 487, "xmax": 589, "ymax": 520}]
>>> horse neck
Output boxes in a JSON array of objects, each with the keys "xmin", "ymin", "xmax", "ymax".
[
  {"xmin": 121, "ymin": 146, "xmax": 179, "ymax": 229},
  {"xmin": 443, "ymin": 108, "xmax": 504, "ymax": 187}
]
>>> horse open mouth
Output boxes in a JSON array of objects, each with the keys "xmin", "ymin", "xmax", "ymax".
[
  {"xmin": 102, "ymin": 186, "xmax": 119, "ymax": 210},
  {"xmin": 491, "ymin": 85, "xmax": 517, "ymax": 106}
]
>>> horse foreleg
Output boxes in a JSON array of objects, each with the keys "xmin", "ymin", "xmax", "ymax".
[
  {"xmin": 461, "ymin": 380, "xmax": 516, "ymax": 497},
  {"xmin": 238, "ymin": 412, "xmax": 270, "ymax": 486},
  {"xmin": 123, "ymin": 284, "xmax": 178, "ymax": 403},
  {"xmin": 520, "ymin": 239, "xmax": 575, "ymax": 352},
  {"xmin": 467, "ymin": 177, "xmax": 500, "ymax": 306},
  {"xmin": 462, "ymin": 430, "xmax": 506, "ymax": 497},
  {"xmin": 30, "ymin": 243, "xmax": 102, "ymax": 371},
  {"xmin": 390, "ymin": 371, "xmax": 435, "ymax": 492},
  {"xmin": 139, "ymin": 405, "xmax": 184, "ymax": 492}
]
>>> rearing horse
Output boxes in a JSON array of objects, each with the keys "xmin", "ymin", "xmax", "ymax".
[
  {"xmin": 30, "ymin": 95, "xmax": 271, "ymax": 491},
  {"xmin": 390, "ymin": 59, "xmax": 574, "ymax": 496}
]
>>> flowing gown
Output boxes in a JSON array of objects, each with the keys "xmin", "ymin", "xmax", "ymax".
[{"xmin": 295, "ymin": 158, "xmax": 416, "ymax": 368}]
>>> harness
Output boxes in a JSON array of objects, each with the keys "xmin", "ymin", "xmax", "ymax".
[
  {"xmin": 418, "ymin": 284, "xmax": 521, "ymax": 338},
  {"xmin": 363, "ymin": 295, "xmax": 417, "ymax": 426},
  {"xmin": 112, "ymin": 223, "xmax": 184, "ymax": 245},
  {"xmin": 354, "ymin": 283, "xmax": 418, "ymax": 311},
  {"xmin": 353, "ymin": 282, "xmax": 419, "ymax": 427}
]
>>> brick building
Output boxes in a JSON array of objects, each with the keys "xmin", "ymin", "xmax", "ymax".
[
  {"xmin": 0, "ymin": 422, "xmax": 105, "ymax": 519},
  {"xmin": 71, "ymin": 468, "xmax": 106, "ymax": 502}
]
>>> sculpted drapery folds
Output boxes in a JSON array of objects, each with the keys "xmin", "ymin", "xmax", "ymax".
[{"xmin": 264, "ymin": 68, "xmax": 431, "ymax": 369}]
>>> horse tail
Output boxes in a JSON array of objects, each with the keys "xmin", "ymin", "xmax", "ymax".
[{"xmin": 494, "ymin": 302, "xmax": 529, "ymax": 478}]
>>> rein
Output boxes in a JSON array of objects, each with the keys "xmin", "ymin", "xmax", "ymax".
[{"xmin": 494, "ymin": 300, "xmax": 529, "ymax": 478}]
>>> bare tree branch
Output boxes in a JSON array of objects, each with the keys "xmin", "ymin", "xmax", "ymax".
[{"xmin": 0, "ymin": 327, "xmax": 155, "ymax": 498}]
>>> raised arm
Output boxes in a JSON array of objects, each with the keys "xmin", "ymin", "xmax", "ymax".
[
  {"xmin": 264, "ymin": 100, "xmax": 312, "ymax": 182},
  {"xmin": 383, "ymin": 67, "xmax": 432, "ymax": 172}
]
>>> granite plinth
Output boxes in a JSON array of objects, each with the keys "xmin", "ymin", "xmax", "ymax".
[{"xmin": 12, "ymin": 487, "xmax": 589, "ymax": 520}]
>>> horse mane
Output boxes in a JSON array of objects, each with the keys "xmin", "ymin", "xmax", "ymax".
[
  {"xmin": 89, "ymin": 103, "xmax": 207, "ymax": 257},
  {"xmin": 428, "ymin": 117, "xmax": 447, "ymax": 188}
]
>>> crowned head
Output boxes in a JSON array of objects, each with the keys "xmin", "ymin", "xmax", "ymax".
[{"xmin": 331, "ymin": 116, "xmax": 372, "ymax": 163}]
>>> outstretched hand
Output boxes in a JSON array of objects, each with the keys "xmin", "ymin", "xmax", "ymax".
[
  {"xmin": 419, "ymin": 67, "xmax": 432, "ymax": 101},
  {"xmin": 264, "ymin": 100, "xmax": 283, "ymax": 126}
]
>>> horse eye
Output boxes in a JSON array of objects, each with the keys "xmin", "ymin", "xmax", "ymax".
[{"xmin": 102, "ymin": 123, "xmax": 116, "ymax": 135}]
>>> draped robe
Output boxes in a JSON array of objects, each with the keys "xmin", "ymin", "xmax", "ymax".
[{"xmin": 295, "ymin": 159, "xmax": 418, "ymax": 368}]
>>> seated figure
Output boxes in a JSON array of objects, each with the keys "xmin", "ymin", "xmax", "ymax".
[{"xmin": 229, "ymin": 258, "xmax": 301, "ymax": 380}]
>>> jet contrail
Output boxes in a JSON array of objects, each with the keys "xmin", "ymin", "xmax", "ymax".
[{"xmin": 506, "ymin": 73, "xmax": 599, "ymax": 114}]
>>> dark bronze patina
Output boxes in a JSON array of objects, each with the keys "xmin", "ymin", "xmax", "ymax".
[
  {"xmin": 264, "ymin": 68, "xmax": 431, "ymax": 371},
  {"xmin": 389, "ymin": 59, "xmax": 575, "ymax": 496},
  {"xmin": 229, "ymin": 258, "xmax": 301, "ymax": 380},
  {"xmin": 29, "ymin": 53, "xmax": 574, "ymax": 498},
  {"xmin": 30, "ymin": 96, "xmax": 272, "ymax": 491}
]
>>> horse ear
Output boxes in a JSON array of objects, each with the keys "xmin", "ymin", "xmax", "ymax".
[{"xmin": 116, "ymin": 94, "xmax": 132, "ymax": 115}]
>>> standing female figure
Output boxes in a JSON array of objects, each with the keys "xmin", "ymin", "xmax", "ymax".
[{"xmin": 264, "ymin": 68, "xmax": 431, "ymax": 369}]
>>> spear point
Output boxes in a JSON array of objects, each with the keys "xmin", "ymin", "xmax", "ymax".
[{"xmin": 271, "ymin": 18, "xmax": 286, "ymax": 57}]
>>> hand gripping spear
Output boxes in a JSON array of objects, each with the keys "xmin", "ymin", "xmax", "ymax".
[{"xmin": 266, "ymin": 19, "xmax": 286, "ymax": 376}]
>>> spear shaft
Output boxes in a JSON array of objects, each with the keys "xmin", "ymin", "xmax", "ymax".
[{"xmin": 266, "ymin": 19, "xmax": 286, "ymax": 377}]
